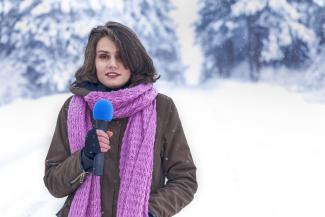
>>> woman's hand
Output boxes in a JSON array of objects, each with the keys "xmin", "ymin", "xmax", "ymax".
[
  {"xmin": 81, "ymin": 128, "xmax": 114, "ymax": 171},
  {"xmin": 83, "ymin": 128, "xmax": 113, "ymax": 159},
  {"xmin": 96, "ymin": 129, "xmax": 113, "ymax": 153}
]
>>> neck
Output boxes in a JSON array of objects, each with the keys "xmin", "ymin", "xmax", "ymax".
[{"xmin": 102, "ymin": 79, "xmax": 131, "ymax": 91}]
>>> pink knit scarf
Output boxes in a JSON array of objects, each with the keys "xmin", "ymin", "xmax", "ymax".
[{"xmin": 67, "ymin": 84, "xmax": 158, "ymax": 217}]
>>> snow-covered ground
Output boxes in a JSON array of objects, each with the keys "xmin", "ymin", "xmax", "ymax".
[{"xmin": 1, "ymin": 81, "xmax": 325, "ymax": 217}]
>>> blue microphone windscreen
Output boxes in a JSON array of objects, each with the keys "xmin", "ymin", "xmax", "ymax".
[{"xmin": 93, "ymin": 99, "xmax": 114, "ymax": 121}]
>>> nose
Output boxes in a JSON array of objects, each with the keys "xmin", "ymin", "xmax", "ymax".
[{"xmin": 108, "ymin": 57, "xmax": 117, "ymax": 69}]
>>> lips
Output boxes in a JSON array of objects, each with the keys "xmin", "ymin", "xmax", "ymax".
[{"xmin": 105, "ymin": 72, "xmax": 120, "ymax": 78}]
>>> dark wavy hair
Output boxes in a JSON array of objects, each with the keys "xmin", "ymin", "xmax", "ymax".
[{"xmin": 74, "ymin": 21, "xmax": 159, "ymax": 86}]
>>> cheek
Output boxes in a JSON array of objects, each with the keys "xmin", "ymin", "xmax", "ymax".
[
  {"xmin": 95, "ymin": 60, "xmax": 105, "ymax": 74},
  {"xmin": 125, "ymin": 69, "xmax": 131, "ymax": 78}
]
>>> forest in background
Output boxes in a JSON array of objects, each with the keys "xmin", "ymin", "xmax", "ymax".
[{"xmin": 1, "ymin": 0, "xmax": 325, "ymax": 105}]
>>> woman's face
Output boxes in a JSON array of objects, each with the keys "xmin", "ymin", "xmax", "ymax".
[{"xmin": 95, "ymin": 36, "xmax": 131, "ymax": 89}]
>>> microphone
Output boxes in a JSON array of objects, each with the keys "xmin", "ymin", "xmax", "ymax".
[{"xmin": 92, "ymin": 99, "xmax": 114, "ymax": 176}]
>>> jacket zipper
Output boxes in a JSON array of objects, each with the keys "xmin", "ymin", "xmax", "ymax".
[{"xmin": 69, "ymin": 171, "xmax": 89, "ymax": 185}]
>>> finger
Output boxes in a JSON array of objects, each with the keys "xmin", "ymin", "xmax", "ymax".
[
  {"xmin": 98, "ymin": 136, "xmax": 109, "ymax": 144},
  {"xmin": 97, "ymin": 130, "xmax": 109, "ymax": 139},
  {"xmin": 99, "ymin": 141, "xmax": 110, "ymax": 149},
  {"xmin": 97, "ymin": 131, "xmax": 109, "ymax": 139},
  {"xmin": 99, "ymin": 143, "xmax": 110, "ymax": 151},
  {"xmin": 100, "ymin": 147, "xmax": 110, "ymax": 152},
  {"xmin": 107, "ymin": 130, "xmax": 114, "ymax": 137}
]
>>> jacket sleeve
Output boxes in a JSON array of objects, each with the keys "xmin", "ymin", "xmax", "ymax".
[
  {"xmin": 43, "ymin": 97, "xmax": 88, "ymax": 198},
  {"xmin": 149, "ymin": 98, "xmax": 198, "ymax": 216}
]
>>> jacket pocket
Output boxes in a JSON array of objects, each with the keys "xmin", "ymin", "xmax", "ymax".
[{"xmin": 69, "ymin": 171, "xmax": 89, "ymax": 186}]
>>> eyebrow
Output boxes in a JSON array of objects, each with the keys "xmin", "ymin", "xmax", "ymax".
[{"xmin": 97, "ymin": 50, "xmax": 110, "ymax": 54}]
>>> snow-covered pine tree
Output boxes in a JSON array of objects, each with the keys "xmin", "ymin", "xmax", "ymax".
[
  {"xmin": 290, "ymin": 0, "xmax": 325, "ymax": 90},
  {"xmin": 195, "ymin": 0, "xmax": 243, "ymax": 80},
  {"xmin": 0, "ymin": 0, "xmax": 121, "ymax": 104},
  {"xmin": 17, "ymin": 0, "xmax": 122, "ymax": 96},
  {"xmin": 122, "ymin": 0, "xmax": 185, "ymax": 82},
  {"xmin": 0, "ymin": 0, "xmax": 41, "ymax": 103},
  {"xmin": 195, "ymin": 0, "xmax": 319, "ymax": 81},
  {"xmin": 288, "ymin": 0, "xmax": 325, "ymax": 52}
]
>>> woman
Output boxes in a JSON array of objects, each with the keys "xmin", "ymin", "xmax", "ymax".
[{"xmin": 44, "ymin": 21, "xmax": 197, "ymax": 217}]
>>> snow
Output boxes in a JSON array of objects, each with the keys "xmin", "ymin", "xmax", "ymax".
[
  {"xmin": 261, "ymin": 31, "xmax": 283, "ymax": 62},
  {"xmin": 1, "ymin": 81, "xmax": 325, "ymax": 216},
  {"xmin": 269, "ymin": 0, "xmax": 300, "ymax": 20},
  {"xmin": 0, "ymin": 94, "xmax": 69, "ymax": 217},
  {"xmin": 19, "ymin": 0, "xmax": 34, "ymax": 13},
  {"xmin": 31, "ymin": 2, "xmax": 51, "ymax": 16},
  {"xmin": 89, "ymin": 0, "xmax": 101, "ymax": 11},
  {"xmin": 232, "ymin": 0, "xmax": 300, "ymax": 19},
  {"xmin": 290, "ymin": 22, "xmax": 316, "ymax": 44},
  {"xmin": 314, "ymin": 0, "xmax": 325, "ymax": 7},
  {"xmin": 232, "ymin": 0, "xmax": 266, "ymax": 16},
  {"xmin": 102, "ymin": 0, "xmax": 124, "ymax": 10},
  {"xmin": 0, "ymin": 57, "xmax": 27, "ymax": 105},
  {"xmin": 60, "ymin": 1, "xmax": 71, "ymax": 14},
  {"xmin": 3, "ymin": 0, "xmax": 13, "ymax": 14}
]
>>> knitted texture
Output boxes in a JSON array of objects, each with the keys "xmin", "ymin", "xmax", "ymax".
[{"xmin": 67, "ymin": 84, "xmax": 158, "ymax": 217}]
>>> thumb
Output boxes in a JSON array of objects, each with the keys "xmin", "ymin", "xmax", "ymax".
[{"xmin": 107, "ymin": 130, "xmax": 114, "ymax": 137}]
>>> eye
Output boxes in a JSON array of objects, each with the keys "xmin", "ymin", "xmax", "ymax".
[{"xmin": 99, "ymin": 54, "xmax": 109, "ymax": 60}]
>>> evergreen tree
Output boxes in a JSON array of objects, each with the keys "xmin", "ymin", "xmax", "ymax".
[
  {"xmin": 195, "ymin": 0, "xmax": 321, "ymax": 81},
  {"xmin": 17, "ymin": 0, "xmax": 121, "ymax": 96},
  {"xmin": 0, "ymin": 0, "xmax": 120, "ymax": 104},
  {"xmin": 291, "ymin": 0, "xmax": 325, "ymax": 90},
  {"xmin": 0, "ymin": 0, "xmax": 42, "ymax": 102},
  {"xmin": 195, "ymin": 0, "xmax": 242, "ymax": 80},
  {"xmin": 122, "ymin": 0, "xmax": 185, "ymax": 82},
  {"xmin": 0, "ymin": 0, "xmax": 184, "ymax": 105}
]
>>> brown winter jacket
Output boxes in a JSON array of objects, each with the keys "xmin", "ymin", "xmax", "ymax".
[{"xmin": 43, "ymin": 83, "xmax": 197, "ymax": 217}]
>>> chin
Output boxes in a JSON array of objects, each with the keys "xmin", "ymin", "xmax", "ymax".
[{"xmin": 104, "ymin": 82, "xmax": 125, "ymax": 89}]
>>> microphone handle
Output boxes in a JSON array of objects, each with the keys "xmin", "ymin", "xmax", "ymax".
[
  {"xmin": 93, "ymin": 120, "xmax": 109, "ymax": 176},
  {"xmin": 93, "ymin": 153, "xmax": 104, "ymax": 176}
]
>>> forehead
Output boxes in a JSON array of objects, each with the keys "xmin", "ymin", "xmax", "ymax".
[{"xmin": 96, "ymin": 36, "xmax": 118, "ymax": 52}]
